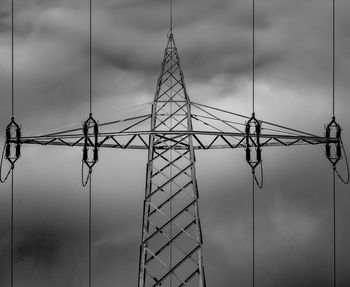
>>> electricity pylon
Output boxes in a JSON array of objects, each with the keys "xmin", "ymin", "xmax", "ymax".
[
  {"xmin": 138, "ymin": 32, "xmax": 206, "ymax": 286},
  {"xmin": 2, "ymin": 32, "xmax": 347, "ymax": 287}
]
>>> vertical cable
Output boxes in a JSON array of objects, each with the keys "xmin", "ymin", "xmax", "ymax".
[
  {"xmin": 11, "ymin": 170, "xmax": 14, "ymax": 287},
  {"xmin": 170, "ymin": 0, "xmax": 173, "ymax": 32},
  {"xmin": 88, "ymin": 3, "xmax": 93, "ymax": 286},
  {"xmin": 89, "ymin": 0, "xmax": 92, "ymax": 114},
  {"xmin": 332, "ymin": 0, "xmax": 335, "ymax": 117},
  {"xmin": 252, "ymin": 174, "xmax": 255, "ymax": 287},
  {"xmin": 331, "ymin": 2, "xmax": 336, "ymax": 284},
  {"xmin": 333, "ymin": 168, "xmax": 336, "ymax": 287},
  {"xmin": 89, "ymin": 174, "xmax": 92, "ymax": 287},
  {"xmin": 331, "ymin": 2, "xmax": 337, "ymax": 285},
  {"xmin": 11, "ymin": 0, "xmax": 14, "ymax": 117},
  {"xmin": 252, "ymin": 1, "xmax": 256, "ymax": 284},
  {"xmin": 11, "ymin": 1, "xmax": 15, "ymax": 286},
  {"xmin": 252, "ymin": 0, "xmax": 255, "ymax": 114}
]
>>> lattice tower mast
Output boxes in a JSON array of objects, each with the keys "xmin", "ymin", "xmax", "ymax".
[{"xmin": 138, "ymin": 32, "xmax": 206, "ymax": 287}]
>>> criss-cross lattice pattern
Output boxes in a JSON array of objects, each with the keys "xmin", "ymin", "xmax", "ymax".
[{"xmin": 138, "ymin": 33, "xmax": 206, "ymax": 287}]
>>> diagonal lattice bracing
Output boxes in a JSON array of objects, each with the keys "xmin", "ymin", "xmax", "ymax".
[{"xmin": 138, "ymin": 33, "xmax": 206, "ymax": 287}]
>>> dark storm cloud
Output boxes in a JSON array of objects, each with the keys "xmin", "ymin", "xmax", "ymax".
[
  {"xmin": 0, "ymin": 6, "xmax": 11, "ymax": 34},
  {"xmin": 1, "ymin": 0, "xmax": 347, "ymax": 123},
  {"xmin": 1, "ymin": 0, "xmax": 350, "ymax": 287},
  {"xmin": 90, "ymin": 0, "xmax": 262, "ymax": 80},
  {"xmin": 194, "ymin": 144, "xmax": 350, "ymax": 286},
  {"xmin": 0, "ymin": 0, "xmax": 281, "ymax": 125},
  {"xmin": 0, "ymin": 222, "xmax": 68, "ymax": 286},
  {"xmin": 0, "ymin": 147, "xmax": 148, "ymax": 286},
  {"xmin": 0, "ymin": 179, "xmax": 142, "ymax": 287}
]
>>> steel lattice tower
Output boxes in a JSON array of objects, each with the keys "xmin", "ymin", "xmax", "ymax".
[{"xmin": 138, "ymin": 32, "xmax": 206, "ymax": 287}]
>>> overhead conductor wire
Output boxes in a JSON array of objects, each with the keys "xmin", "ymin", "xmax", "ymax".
[
  {"xmin": 250, "ymin": 0, "xmax": 263, "ymax": 190},
  {"xmin": 89, "ymin": 175, "xmax": 92, "ymax": 287},
  {"xmin": 170, "ymin": 0, "xmax": 173, "ymax": 32},
  {"xmin": 0, "ymin": 14, "xmax": 16, "ymax": 183},
  {"xmin": 252, "ymin": 0, "xmax": 255, "ymax": 286},
  {"xmin": 252, "ymin": 172, "xmax": 255, "ymax": 287},
  {"xmin": 332, "ymin": 1, "xmax": 336, "ymax": 286},
  {"xmin": 11, "ymin": 0, "xmax": 14, "ymax": 118},
  {"xmin": 330, "ymin": 0, "xmax": 349, "ymax": 185},
  {"xmin": 332, "ymin": 0, "xmax": 335, "ymax": 119},
  {"xmin": 88, "ymin": 0, "xmax": 93, "ymax": 286},
  {"xmin": 89, "ymin": 0, "xmax": 92, "ymax": 115},
  {"xmin": 252, "ymin": 0, "xmax": 255, "ymax": 115},
  {"xmin": 333, "ymin": 166, "xmax": 336, "ymax": 287},
  {"xmin": 10, "ymin": 0, "xmax": 15, "ymax": 286}
]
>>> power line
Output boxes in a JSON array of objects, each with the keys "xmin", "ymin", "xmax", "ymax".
[
  {"xmin": 331, "ymin": 2, "xmax": 336, "ymax": 284},
  {"xmin": 88, "ymin": 3, "xmax": 93, "ymax": 287},
  {"xmin": 89, "ymin": 0, "xmax": 92, "ymax": 114},
  {"xmin": 11, "ymin": 0, "xmax": 14, "ymax": 117},
  {"xmin": 11, "ymin": 1, "xmax": 15, "ymax": 287},
  {"xmin": 252, "ymin": 4, "xmax": 257, "ymax": 284},
  {"xmin": 252, "ymin": 0, "xmax": 255, "ymax": 114},
  {"xmin": 332, "ymin": 0, "xmax": 335, "ymax": 117},
  {"xmin": 11, "ymin": 170, "xmax": 14, "ymax": 287},
  {"xmin": 333, "ymin": 168, "xmax": 336, "ymax": 287},
  {"xmin": 89, "ymin": 175, "xmax": 92, "ymax": 287},
  {"xmin": 170, "ymin": 0, "xmax": 173, "ymax": 32},
  {"xmin": 252, "ymin": 174, "xmax": 255, "ymax": 287}
]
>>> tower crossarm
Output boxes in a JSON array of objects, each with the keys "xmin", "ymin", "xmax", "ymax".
[{"xmin": 16, "ymin": 130, "xmax": 336, "ymax": 150}]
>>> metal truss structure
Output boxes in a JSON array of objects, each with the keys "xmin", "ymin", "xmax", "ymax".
[{"xmin": 2, "ymin": 32, "xmax": 347, "ymax": 287}]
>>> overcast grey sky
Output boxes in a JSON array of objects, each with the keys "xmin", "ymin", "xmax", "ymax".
[{"xmin": 0, "ymin": 0, "xmax": 350, "ymax": 286}]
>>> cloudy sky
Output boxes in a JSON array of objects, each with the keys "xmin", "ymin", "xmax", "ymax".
[{"xmin": 0, "ymin": 0, "xmax": 350, "ymax": 286}]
